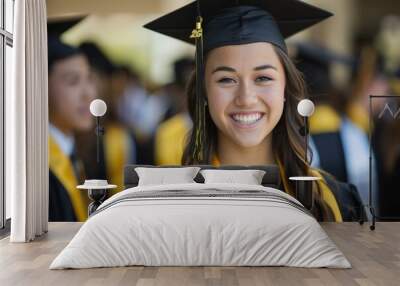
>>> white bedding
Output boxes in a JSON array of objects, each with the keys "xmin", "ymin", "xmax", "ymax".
[{"xmin": 50, "ymin": 183, "xmax": 351, "ymax": 269}]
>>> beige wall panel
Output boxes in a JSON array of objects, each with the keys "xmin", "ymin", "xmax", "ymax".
[
  {"xmin": 47, "ymin": 0, "xmax": 163, "ymax": 17},
  {"xmin": 47, "ymin": 0, "xmax": 192, "ymax": 17}
]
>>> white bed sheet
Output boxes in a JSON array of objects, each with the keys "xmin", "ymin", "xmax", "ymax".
[{"xmin": 50, "ymin": 183, "xmax": 350, "ymax": 269}]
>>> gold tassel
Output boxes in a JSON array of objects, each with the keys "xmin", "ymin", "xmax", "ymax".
[
  {"xmin": 190, "ymin": 16, "xmax": 205, "ymax": 162},
  {"xmin": 190, "ymin": 16, "xmax": 203, "ymax": 39}
]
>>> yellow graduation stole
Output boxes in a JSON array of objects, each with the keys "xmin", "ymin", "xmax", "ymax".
[
  {"xmin": 155, "ymin": 113, "xmax": 189, "ymax": 165},
  {"xmin": 309, "ymin": 104, "xmax": 341, "ymax": 134},
  {"xmin": 103, "ymin": 124, "xmax": 131, "ymax": 195},
  {"xmin": 309, "ymin": 170, "xmax": 343, "ymax": 222},
  {"xmin": 49, "ymin": 136, "xmax": 88, "ymax": 221},
  {"xmin": 212, "ymin": 155, "xmax": 342, "ymax": 222},
  {"xmin": 211, "ymin": 155, "xmax": 220, "ymax": 167},
  {"xmin": 346, "ymin": 103, "xmax": 369, "ymax": 133}
]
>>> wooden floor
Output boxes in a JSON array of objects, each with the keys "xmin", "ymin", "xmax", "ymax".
[{"xmin": 0, "ymin": 222, "xmax": 399, "ymax": 286}]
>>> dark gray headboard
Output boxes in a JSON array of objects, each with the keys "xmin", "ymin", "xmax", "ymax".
[{"xmin": 124, "ymin": 165, "xmax": 281, "ymax": 189}]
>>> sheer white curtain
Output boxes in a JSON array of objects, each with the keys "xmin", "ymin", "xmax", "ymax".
[{"xmin": 7, "ymin": 0, "xmax": 48, "ymax": 242}]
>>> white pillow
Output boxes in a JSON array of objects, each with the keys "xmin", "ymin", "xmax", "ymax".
[
  {"xmin": 200, "ymin": 169, "xmax": 266, "ymax": 185},
  {"xmin": 135, "ymin": 167, "xmax": 201, "ymax": 186}
]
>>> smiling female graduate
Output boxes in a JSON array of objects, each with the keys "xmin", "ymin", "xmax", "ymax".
[{"xmin": 144, "ymin": 0, "xmax": 364, "ymax": 222}]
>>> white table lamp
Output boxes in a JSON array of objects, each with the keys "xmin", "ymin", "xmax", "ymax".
[
  {"xmin": 90, "ymin": 99, "xmax": 107, "ymax": 163},
  {"xmin": 289, "ymin": 99, "xmax": 317, "ymax": 210},
  {"xmin": 90, "ymin": 99, "xmax": 107, "ymax": 117},
  {"xmin": 297, "ymin": 99, "xmax": 315, "ymax": 164}
]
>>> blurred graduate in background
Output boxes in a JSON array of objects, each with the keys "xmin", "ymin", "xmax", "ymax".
[
  {"xmin": 47, "ymin": 17, "xmax": 94, "ymax": 222},
  {"xmin": 155, "ymin": 57, "xmax": 194, "ymax": 165},
  {"xmin": 291, "ymin": 43, "xmax": 378, "ymax": 213},
  {"xmin": 77, "ymin": 42, "xmax": 137, "ymax": 194},
  {"xmin": 354, "ymin": 15, "xmax": 400, "ymax": 218},
  {"xmin": 115, "ymin": 64, "xmax": 173, "ymax": 165}
]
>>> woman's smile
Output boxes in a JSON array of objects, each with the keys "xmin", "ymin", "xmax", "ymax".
[{"xmin": 229, "ymin": 111, "xmax": 265, "ymax": 129}]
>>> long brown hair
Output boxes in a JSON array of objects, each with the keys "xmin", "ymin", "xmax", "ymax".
[{"xmin": 182, "ymin": 45, "xmax": 334, "ymax": 221}]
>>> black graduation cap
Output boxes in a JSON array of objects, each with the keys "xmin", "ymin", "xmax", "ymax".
[
  {"xmin": 144, "ymin": 0, "xmax": 333, "ymax": 54},
  {"xmin": 47, "ymin": 16, "xmax": 85, "ymax": 70},
  {"xmin": 79, "ymin": 42, "xmax": 115, "ymax": 75}
]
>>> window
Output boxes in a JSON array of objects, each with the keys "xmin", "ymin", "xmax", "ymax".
[
  {"xmin": 0, "ymin": 0, "xmax": 14, "ymax": 231},
  {"xmin": 5, "ymin": 0, "xmax": 13, "ymax": 34}
]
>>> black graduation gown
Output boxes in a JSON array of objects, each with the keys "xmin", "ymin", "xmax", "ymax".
[
  {"xmin": 323, "ymin": 175, "xmax": 366, "ymax": 222},
  {"xmin": 49, "ymin": 171, "xmax": 77, "ymax": 221}
]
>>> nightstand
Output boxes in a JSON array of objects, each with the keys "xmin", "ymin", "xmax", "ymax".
[{"xmin": 77, "ymin": 180, "xmax": 117, "ymax": 216}]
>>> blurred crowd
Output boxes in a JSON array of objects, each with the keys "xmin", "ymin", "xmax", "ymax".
[{"xmin": 48, "ymin": 15, "xmax": 400, "ymax": 221}]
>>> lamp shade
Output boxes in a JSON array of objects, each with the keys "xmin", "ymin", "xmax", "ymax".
[
  {"xmin": 90, "ymin": 99, "xmax": 107, "ymax": 117},
  {"xmin": 297, "ymin": 99, "xmax": 315, "ymax": 117}
]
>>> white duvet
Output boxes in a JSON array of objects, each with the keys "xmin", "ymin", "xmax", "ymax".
[{"xmin": 50, "ymin": 183, "xmax": 351, "ymax": 269}]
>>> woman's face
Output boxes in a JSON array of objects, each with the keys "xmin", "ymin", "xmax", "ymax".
[
  {"xmin": 49, "ymin": 54, "xmax": 97, "ymax": 133},
  {"xmin": 205, "ymin": 42, "xmax": 286, "ymax": 148}
]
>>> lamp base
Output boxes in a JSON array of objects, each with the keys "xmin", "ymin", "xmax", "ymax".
[
  {"xmin": 88, "ymin": 189, "xmax": 107, "ymax": 216},
  {"xmin": 289, "ymin": 176, "xmax": 321, "ymax": 210}
]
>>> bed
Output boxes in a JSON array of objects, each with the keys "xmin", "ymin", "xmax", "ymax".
[{"xmin": 50, "ymin": 165, "xmax": 350, "ymax": 269}]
